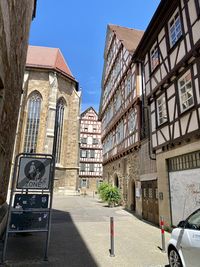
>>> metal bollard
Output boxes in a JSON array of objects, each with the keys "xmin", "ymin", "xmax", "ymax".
[
  {"xmin": 160, "ymin": 216, "xmax": 166, "ymax": 253},
  {"xmin": 109, "ymin": 217, "xmax": 115, "ymax": 257}
]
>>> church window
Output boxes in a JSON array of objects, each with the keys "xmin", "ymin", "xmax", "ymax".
[
  {"xmin": 24, "ymin": 92, "xmax": 41, "ymax": 153},
  {"xmin": 55, "ymin": 98, "xmax": 65, "ymax": 164}
]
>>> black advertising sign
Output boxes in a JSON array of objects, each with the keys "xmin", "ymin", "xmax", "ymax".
[
  {"xmin": 14, "ymin": 194, "xmax": 49, "ymax": 209},
  {"xmin": 9, "ymin": 212, "xmax": 49, "ymax": 231},
  {"xmin": 9, "ymin": 194, "xmax": 49, "ymax": 231}
]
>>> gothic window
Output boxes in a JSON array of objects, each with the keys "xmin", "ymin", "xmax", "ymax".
[
  {"xmin": 169, "ymin": 11, "xmax": 182, "ymax": 47},
  {"xmin": 178, "ymin": 70, "xmax": 194, "ymax": 113},
  {"xmin": 24, "ymin": 92, "xmax": 41, "ymax": 153},
  {"xmin": 157, "ymin": 94, "xmax": 167, "ymax": 125},
  {"xmin": 55, "ymin": 98, "xmax": 65, "ymax": 164}
]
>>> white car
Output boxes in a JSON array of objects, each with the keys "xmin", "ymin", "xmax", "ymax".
[{"xmin": 168, "ymin": 208, "xmax": 200, "ymax": 267}]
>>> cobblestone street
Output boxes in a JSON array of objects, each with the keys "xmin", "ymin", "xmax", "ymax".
[{"xmin": 1, "ymin": 195, "xmax": 170, "ymax": 267}]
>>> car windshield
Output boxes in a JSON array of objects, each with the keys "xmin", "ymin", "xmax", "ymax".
[{"xmin": 186, "ymin": 210, "xmax": 200, "ymax": 230}]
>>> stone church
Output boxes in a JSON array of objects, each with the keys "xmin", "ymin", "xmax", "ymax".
[{"xmin": 15, "ymin": 45, "xmax": 81, "ymax": 192}]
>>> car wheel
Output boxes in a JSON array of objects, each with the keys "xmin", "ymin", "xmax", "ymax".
[{"xmin": 169, "ymin": 248, "xmax": 183, "ymax": 267}]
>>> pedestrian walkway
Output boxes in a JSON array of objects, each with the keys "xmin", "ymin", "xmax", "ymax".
[{"xmin": 0, "ymin": 195, "xmax": 170, "ymax": 266}]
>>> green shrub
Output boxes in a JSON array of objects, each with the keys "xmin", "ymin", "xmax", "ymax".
[
  {"xmin": 103, "ymin": 185, "xmax": 121, "ymax": 207},
  {"xmin": 98, "ymin": 182, "xmax": 121, "ymax": 207},
  {"xmin": 98, "ymin": 182, "xmax": 109, "ymax": 201}
]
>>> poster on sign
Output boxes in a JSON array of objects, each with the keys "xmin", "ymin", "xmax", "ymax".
[{"xmin": 17, "ymin": 157, "xmax": 51, "ymax": 189}]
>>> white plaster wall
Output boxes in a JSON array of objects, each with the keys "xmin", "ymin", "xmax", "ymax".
[{"xmin": 169, "ymin": 168, "xmax": 200, "ymax": 225}]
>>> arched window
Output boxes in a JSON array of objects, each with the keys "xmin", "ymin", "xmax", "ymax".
[
  {"xmin": 55, "ymin": 98, "xmax": 65, "ymax": 163},
  {"xmin": 24, "ymin": 92, "xmax": 41, "ymax": 153}
]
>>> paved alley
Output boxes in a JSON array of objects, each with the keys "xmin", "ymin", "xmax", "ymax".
[{"xmin": 1, "ymin": 195, "xmax": 170, "ymax": 267}]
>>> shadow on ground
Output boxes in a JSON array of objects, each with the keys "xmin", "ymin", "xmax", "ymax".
[{"xmin": 0, "ymin": 209, "xmax": 98, "ymax": 266}]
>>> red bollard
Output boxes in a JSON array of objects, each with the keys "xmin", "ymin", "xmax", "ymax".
[
  {"xmin": 110, "ymin": 217, "xmax": 115, "ymax": 257},
  {"xmin": 160, "ymin": 216, "xmax": 166, "ymax": 253}
]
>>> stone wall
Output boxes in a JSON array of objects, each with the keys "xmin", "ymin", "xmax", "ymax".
[
  {"xmin": 103, "ymin": 150, "xmax": 141, "ymax": 216},
  {"xmin": 0, "ymin": 0, "xmax": 35, "ymax": 205}
]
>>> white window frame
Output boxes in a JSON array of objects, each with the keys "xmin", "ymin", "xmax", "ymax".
[
  {"xmin": 129, "ymin": 110, "xmax": 136, "ymax": 133},
  {"xmin": 157, "ymin": 94, "xmax": 167, "ymax": 126},
  {"xmin": 81, "ymin": 149, "xmax": 87, "ymax": 158},
  {"xmin": 125, "ymin": 75, "xmax": 131, "ymax": 98},
  {"xmin": 150, "ymin": 44, "xmax": 159, "ymax": 71},
  {"xmin": 169, "ymin": 10, "xmax": 182, "ymax": 47},
  {"xmin": 178, "ymin": 70, "xmax": 194, "ymax": 113}
]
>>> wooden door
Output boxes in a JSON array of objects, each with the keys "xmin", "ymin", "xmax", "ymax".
[{"xmin": 142, "ymin": 180, "xmax": 159, "ymax": 225}]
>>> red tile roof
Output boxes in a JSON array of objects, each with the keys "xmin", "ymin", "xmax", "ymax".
[
  {"xmin": 26, "ymin": 45, "xmax": 74, "ymax": 78},
  {"xmin": 109, "ymin": 24, "xmax": 144, "ymax": 54}
]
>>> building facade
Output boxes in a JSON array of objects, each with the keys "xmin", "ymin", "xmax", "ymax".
[
  {"xmin": 15, "ymin": 46, "xmax": 81, "ymax": 192},
  {"xmin": 0, "ymin": 0, "xmax": 36, "ymax": 236},
  {"xmin": 134, "ymin": 0, "xmax": 200, "ymax": 226},
  {"xmin": 79, "ymin": 107, "xmax": 103, "ymax": 193},
  {"xmin": 99, "ymin": 25, "xmax": 144, "ymax": 215}
]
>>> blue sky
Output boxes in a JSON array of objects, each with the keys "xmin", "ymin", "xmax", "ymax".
[{"xmin": 29, "ymin": 0, "xmax": 160, "ymax": 113}]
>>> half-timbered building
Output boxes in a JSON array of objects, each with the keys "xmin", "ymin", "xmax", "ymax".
[
  {"xmin": 99, "ymin": 25, "xmax": 143, "ymax": 215},
  {"xmin": 134, "ymin": 0, "xmax": 200, "ymax": 226},
  {"xmin": 79, "ymin": 107, "xmax": 103, "ymax": 193}
]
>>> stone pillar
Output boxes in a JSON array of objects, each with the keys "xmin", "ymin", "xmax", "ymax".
[{"xmin": 44, "ymin": 72, "xmax": 58, "ymax": 154}]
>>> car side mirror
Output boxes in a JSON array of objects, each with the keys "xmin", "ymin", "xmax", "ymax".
[{"xmin": 177, "ymin": 220, "xmax": 185, "ymax": 228}]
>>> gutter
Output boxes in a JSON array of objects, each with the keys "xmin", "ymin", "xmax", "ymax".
[{"xmin": 139, "ymin": 60, "xmax": 156, "ymax": 161}]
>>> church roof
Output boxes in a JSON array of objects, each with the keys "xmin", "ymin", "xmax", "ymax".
[
  {"xmin": 108, "ymin": 24, "xmax": 144, "ymax": 54},
  {"xmin": 26, "ymin": 45, "xmax": 74, "ymax": 78}
]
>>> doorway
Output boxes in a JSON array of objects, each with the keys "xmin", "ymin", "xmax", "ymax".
[
  {"xmin": 141, "ymin": 180, "xmax": 159, "ymax": 225},
  {"xmin": 114, "ymin": 174, "xmax": 119, "ymax": 188}
]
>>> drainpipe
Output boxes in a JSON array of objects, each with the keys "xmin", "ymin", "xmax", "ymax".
[{"xmin": 140, "ymin": 61, "xmax": 156, "ymax": 161}]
